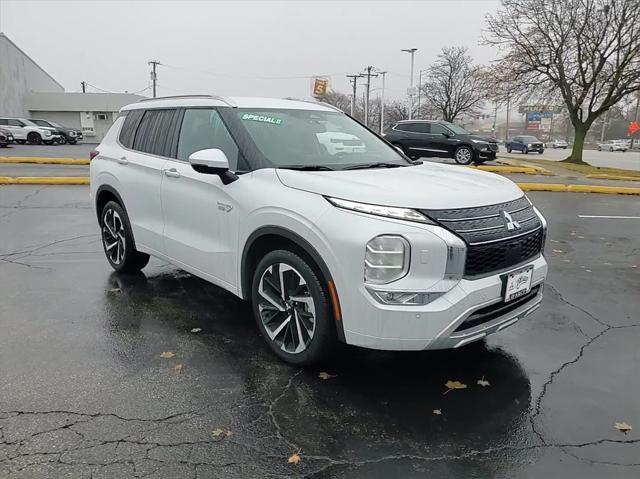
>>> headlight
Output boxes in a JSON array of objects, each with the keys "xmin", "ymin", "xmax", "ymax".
[
  {"xmin": 471, "ymin": 139, "xmax": 487, "ymax": 144},
  {"xmin": 69, "ymin": 131, "xmax": 77, "ymax": 137},
  {"xmin": 528, "ymin": 143, "xmax": 532, "ymax": 147},
  {"xmin": 327, "ymin": 197, "xmax": 433, "ymax": 224},
  {"xmin": 43, "ymin": 130, "xmax": 52, "ymax": 136},
  {"xmin": 365, "ymin": 235, "xmax": 410, "ymax": 284}
]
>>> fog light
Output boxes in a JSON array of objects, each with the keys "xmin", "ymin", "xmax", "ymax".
[{"xmin": 368, "ymin": 289, "xmax": 443, "ymax": 305}]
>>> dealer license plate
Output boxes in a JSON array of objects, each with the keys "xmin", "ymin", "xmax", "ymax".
[{"xmin": 504, "ymin": 266, "xmax": 533, "ymax": 303}]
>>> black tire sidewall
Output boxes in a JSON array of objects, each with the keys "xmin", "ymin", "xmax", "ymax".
[
  {"xmin": 251, "ymin": 249, "xmax": 335, "ymax": 366},
  {"xmin": 27, "ymin": 133, "xmax": 42, "ymax": 145},
  {"xmin": 100, "ymin": 201, "xmax": 148, "ymax": 273}
]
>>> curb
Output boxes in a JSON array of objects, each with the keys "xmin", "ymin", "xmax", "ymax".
[
  {"xmin": 467, "ymin": 164, "xmax": 545, "ymax": 175},
  {"xmin": 586, "ymin": 174, "xmax": 640, "ymax": 182},
  {"xmin": 517, "ymin": 183, "xmax": 640, "ymax": 195},
  {"xmin": 0, "ymin": 176, "xmax": 90, "ymax": 185},
  {"xmin": 2, "ymin": 176, "xmax": 639, "ymax": 195},
  {"xmin": 494, "ymin": 159, "xmax": 554, "ymax": 175},
  {"xmin": 0, "ymin": 156, "xmax": 89, "ymax": 165}
]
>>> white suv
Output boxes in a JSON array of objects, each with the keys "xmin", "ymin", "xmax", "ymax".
[
  {"xmin": 0, "ymin": 117, "xmax": 61, "ymax": 144},
  {"xmin": 90, "ymin": 95, "xmax": 548, "ymax": 365}
]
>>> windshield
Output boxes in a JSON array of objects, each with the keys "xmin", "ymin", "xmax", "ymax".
[
  {"xmin": 22, "ymin": 119, "xmax": 38, "ymax": 127},
  {"xmin": 442, "ymin": 122, "xmax": 471, "ymax": 135},
  {"xmin": 521, "ymin": 136, "xmax": 540, "ymax": 142},
  {"xmin": 31, "ymin": 120, "xmax": 50, "ymax": 127},
  {"xmin": 230, "ymin": 109, "xmax": 409, "ymax": 170}
]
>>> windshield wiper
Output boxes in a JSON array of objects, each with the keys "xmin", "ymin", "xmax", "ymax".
[
  {"xmin": 277, "ymin": 165, "xmax": 335, "ymax": 171},
  {"xmin": 341, "ymin": 162, "xmax": 406, "ymax": 170}
]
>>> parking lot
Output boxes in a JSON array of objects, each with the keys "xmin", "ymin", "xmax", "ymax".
[
  {"xmin": 0, "ymin": 184, "xmax": 638, "ymax": 478},
  {"xmin": 502, "ymin": 147, "xmax": 640, "ymax": 171}
]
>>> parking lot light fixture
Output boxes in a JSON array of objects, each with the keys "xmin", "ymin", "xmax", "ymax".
[{"xmin": 401, "ymin": 48, "xmax": 418, "ymax": 120}]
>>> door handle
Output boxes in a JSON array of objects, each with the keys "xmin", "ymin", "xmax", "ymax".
[
  {"xmin": 163, "ymin": 168, "xmax": 181, "ymax": 178},
  {"xmin": 117, "ymin": 156, "xmax": 129, "ymax": 165}
]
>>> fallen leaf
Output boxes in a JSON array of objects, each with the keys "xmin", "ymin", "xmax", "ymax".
[
  {"xmin": 432, "ymin": 409, "xmax": 442, "ymax": 415},
  {"xmin": 632, "ymin": 265, "xmax": 638, "ymax": 269},
  {"xmin": 577, "ymin": 235, "xmax": 585, "ymax": 239},
  {"xmin": 160, "ymin": 351, "xmax": 175, "ymax": 359},
  {"xmin": 477, "ymin": 377, "xmax": 491, "ymax": 387},
  {"xmin": 614, "ymin": 422, "xmax": 633, "ymax": 434},
  {"xmin": 444, "ymin": 380, "xmax": 467, "ymax": 394},
  {"xmin": 288, "ymin": 452, "xmax": 301, "ymax": 464},
  {"xmin": 211, "ymin": 428, "xmax": 232, "ymax": 439},
  {"xmin": 318, "ymin": 372, "xmax": 337, "ymax": 380},
  {"xmin": 553, "ymin": 249, "xmax": 564, "ymax": 254},
  {"xmin": 171, "ymin": 363, "xmax": 183, "ymax": 374},
  {"xmin": 190, "ymin": 328, "xmax": 202, "ymax": 333},
  {"xmin": 108, "ymin": 287, "xmax": 122, "ymax": 293},
  {"xmin": 585, "ymin": 269, "xmax": 592, "ymax": 273},
  {"xmin": 603, "ymin": 262, "xmax": 612, "ymax": 266}
]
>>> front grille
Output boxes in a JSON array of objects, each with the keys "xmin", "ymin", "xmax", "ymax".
[
  {"xmin": 421, "ymin": 196, "xmax": 544, "ymax": 276},
  {"xmin": 465, "ymin": 229, "xmax": 543, "ymax": 276},
  {"xmin": 454, "ymin": 285, "xmax": 540, "ymax": 332}
]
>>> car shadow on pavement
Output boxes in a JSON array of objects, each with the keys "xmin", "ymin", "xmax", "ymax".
[{"xmin": 101, "ymin": 269, "xmax": 533, "ymax": 477}]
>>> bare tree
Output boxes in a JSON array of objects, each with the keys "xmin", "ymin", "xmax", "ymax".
[
  {"xmin": 318, "ymin": 90, "xmax": 352, "ymax": 113},
  {"xmin": 485, "ymin": 0, "xmax": 640, "ymax": 164},
  {"xmin": 420, "ymin": 47, "xmax": 485, "ymax": 123}
]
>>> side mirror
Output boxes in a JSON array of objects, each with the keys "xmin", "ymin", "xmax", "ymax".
[{"xmin": 188, "ymin": 148, "xmax": 238, "ymax": 185}]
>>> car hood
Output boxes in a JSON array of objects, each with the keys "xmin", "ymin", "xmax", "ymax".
[
  {"xmin": 276, "ymin": 162, "xmax": 523, "ymax": 209},
  {"xmin": 461, "ymin": 134, "xmax": 496, "ymax": 143}
]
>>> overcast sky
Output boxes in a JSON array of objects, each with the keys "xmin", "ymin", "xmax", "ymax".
[{"xmin": 1, "ymin": 0, "xmax": 502, "ymax": 101}]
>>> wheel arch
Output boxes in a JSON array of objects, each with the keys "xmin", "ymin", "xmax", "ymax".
[{"xmin": 241, "ymin": 226, "xmax": 345, "ymax": 342}]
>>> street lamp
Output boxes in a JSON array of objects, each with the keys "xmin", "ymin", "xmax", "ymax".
[
  {"xmin": 401, "ymin": 48, "xmax": 418, "ymax": 119},
  {"xmin": 416, "ymin": 68, "xmax": 429, "ymax": 118}
]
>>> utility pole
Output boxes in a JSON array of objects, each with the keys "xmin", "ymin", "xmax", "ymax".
[
  {"xmin": 148, "ymin": 60, "xmax": 161, "ymax": 98},
  {"xmin": 81, "ymin": 81, "xmax": 86, "ymax": 93},
  {"xmin": 401, "ymin": 48, "xmax": 418, "ymax": 119},
  {"xmin": 362, "ymin": 66, "xmax": 378, "ymax": 128},
  {"xmin": 631, "ymin": 92, "xmax": 640, "ymax": 150},
  {"xmin": 379, "ymin": 71, "xmax": 387, "ymax": 134},
  {"xmin": 346, "ymin": 74, "xmax": 363, "ymax": 117},
  {"xmin": 505, "ymin": 96, "xmax": 511, "ymax": 142},
  {"xmin": 600, "ymin": 111, "xmax": 608, "ymax": 142},
  {"xmin": 416, "ymin": 68, "xmax": 428, "ymax": 118}
]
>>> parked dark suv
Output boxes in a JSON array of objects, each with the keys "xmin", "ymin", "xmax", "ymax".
[
  {"xmin": 505, "ymin": 136, "xmax": 544, "ymax": 154},
  {"xmin": 382, "ymin": 120, "xmax": 498, "ymax": 164},
  {"xmin": 30, "ymin": 119, "xmax": 83, "ymax": 144}
]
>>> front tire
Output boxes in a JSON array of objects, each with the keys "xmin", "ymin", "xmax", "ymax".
[
  {"xmin": 251, "ymin": 250, "xmax": 336, "ymax": 366},
  {"xmin": 100, "ymin": 201, "xmax": 150, "ymax": 273},
  {"xmin": 523, "ymin": 146, "xmax": 529, "ymax": 154},
  {"xmin": 58, "ymin": 136, "xmax": 67, "ymax": 145},
  {"xmin": 506, "ymin": 146, "xmax": 512, "ymax": 153},
  {"xmin": 539, "ymin": 149, "xmax": 544, "ymax": 154},
  {"xmin": 27, "ymin": 132, "xmax": 42, "ymax": 145},
  {"xmin": 453, "ymin": 146, "xmax": 474, "ymax": 165}
]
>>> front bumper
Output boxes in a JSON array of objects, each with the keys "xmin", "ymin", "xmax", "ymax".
[
  {"xmin": 476, "ymin": 145, "xmax": 498, "ymax": 160},
  {"xmin": 343, "ymin": 254, "xmax": 547, "ymax": 350}
]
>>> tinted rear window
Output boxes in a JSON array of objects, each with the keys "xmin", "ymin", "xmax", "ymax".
[
  {"xmin": 132, "ymin": 109, "xmax": 178, "ymax": 156},
  {"xmin": 118, "ymin": 110, "xmax": 143, "ymax": 148},
  {"xmin": 395, "ymin": 122, "xmax": 430, "ymax": 133}
]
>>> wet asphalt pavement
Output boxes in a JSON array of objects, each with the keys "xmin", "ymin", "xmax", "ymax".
[{"xmin": 0, "ymin": 186, "xmax": 639, "ymax": 478}]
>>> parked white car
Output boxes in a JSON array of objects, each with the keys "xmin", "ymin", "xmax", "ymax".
[
  {"xmin": 550, "ymin": 139, "xmax": 568, "ymax": 149},
  {"xmin": 90, "ymin": 95, "xmax": 548, "ymax": 365},
  {"xmin": 0, "ymin": 117, "xmax": 61, "ymax": 145},
  {"xmin": 597, "ymin": 140, "xmax": 628, "ymax": 152}
]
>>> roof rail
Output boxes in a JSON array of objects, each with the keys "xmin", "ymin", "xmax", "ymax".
[
  {"xmin": 138, "ymin": 94, "xmax": 236, "ymax": 107},
  {"xmin": 282, "ymin": 97, "xmax": 343, "ymax": 113}
]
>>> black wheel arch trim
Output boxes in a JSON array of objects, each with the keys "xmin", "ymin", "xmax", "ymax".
[
  {"xmin": 95, "ymin": 185, "xmax": 139, "ymax": 251},
  {"xmin": 241, "ymin": 225, "xmax": 346, "ymax": 342}
]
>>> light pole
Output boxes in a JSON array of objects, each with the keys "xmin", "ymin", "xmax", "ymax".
[
  {"xmin": 401, "ymin": 48, "xmax": 418, "ymax": 119},
  {"xmin": 416, "ymin": 68, "xmax": 429, "ymax": 118},
  {"xmin": 378, "ymin": 71, "xmax": 387, "ymax": 134}
]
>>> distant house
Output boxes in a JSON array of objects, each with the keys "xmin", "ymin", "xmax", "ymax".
[{"xmin": 0, "ymin": 33, "xmax": 145, "ymax": 142}]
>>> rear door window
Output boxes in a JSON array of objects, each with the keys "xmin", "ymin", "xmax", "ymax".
[
  {"xmin": 177, "ymin": 108, "xmax": 241, "ymax": 170},
  {"xmin": 430, "ymin": 124, "xmax": 450, "ymax": 136},
  {"xmin": 131, "ymin": 109, "xmax": 177, "ymax": 156}
]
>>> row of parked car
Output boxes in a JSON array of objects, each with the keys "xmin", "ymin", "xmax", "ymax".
[{"xmin": 0, "ymin": 117, "xmax": 83, "ymax": 147}]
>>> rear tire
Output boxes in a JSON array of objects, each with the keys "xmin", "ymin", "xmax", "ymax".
[
  {"xmin": 251, "ymin": 249, "xmax": 336, "ymax": 366},
  {"xmin": 453, "ymin": 146, "xmax": 474, "ymax": 165},
  {"xmin": 100, "ymin": 201, "xmax": 150, "ymax": 273},
  {"xmin": 27, "ymin": 132, "xmax": 42, "ymax": 145}
]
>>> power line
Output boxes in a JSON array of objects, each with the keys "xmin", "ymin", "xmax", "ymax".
[{"xmin": 161, "ymin": 63, "xmax": 342, "ymax": 81}]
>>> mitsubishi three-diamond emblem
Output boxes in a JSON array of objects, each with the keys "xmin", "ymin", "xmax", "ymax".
[{"xmin": 501, "ymin": 210, "xmax": 521, "ymax": 231}]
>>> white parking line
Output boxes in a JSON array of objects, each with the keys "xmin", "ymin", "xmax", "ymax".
[{"xmin": 578, "ymin": 215, "xmax": 640, "ymax": 219}]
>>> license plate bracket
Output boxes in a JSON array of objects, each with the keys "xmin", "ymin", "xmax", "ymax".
[{"xmin": 502, "ymin": 266, "xmax": 534, "ymax": 303}]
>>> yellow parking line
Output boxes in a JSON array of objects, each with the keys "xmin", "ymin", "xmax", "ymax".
[
  {"xmin": 518, "ymin": 183, "xmax": 640, "ymax": 195},
  {"xmin": 0, "ymin": 157, "xmax": 89, "ymax": 165},
  {"xmin": 586, "ymin": 174, "xmax": 640, "ymax": 182},
  {"xmin": 0, "ymin": 176, "xmax": 90, "ymax": 185},
  {"xmin": 466, "ymin": 165, "xmax": 542, "ymax": 175}
]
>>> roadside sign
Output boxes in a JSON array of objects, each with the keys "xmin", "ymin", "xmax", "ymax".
[
  {"xmin": 629, "ymin": 121, "xmax": 640, "ymax": 136},
  {"xmin": 312, "ymin": 77, "xmax": 329, "ymax": 97}
]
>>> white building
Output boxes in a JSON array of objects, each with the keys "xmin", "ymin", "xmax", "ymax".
[{"xmin": 1, "ymin": 33, "xmax": 145, "ymax": 142}]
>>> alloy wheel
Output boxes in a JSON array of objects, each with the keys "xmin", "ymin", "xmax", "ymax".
[
  {"xmin": 257, "ymin": 263, "xmax": 316, "ymax": 354},
  {"xmin": 455, "ymin": 147, "xmax": 472, "ymax": 164},
  {"xmin": 102, "ymin": 208, "xmax": 126, "ymax": 265}
]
